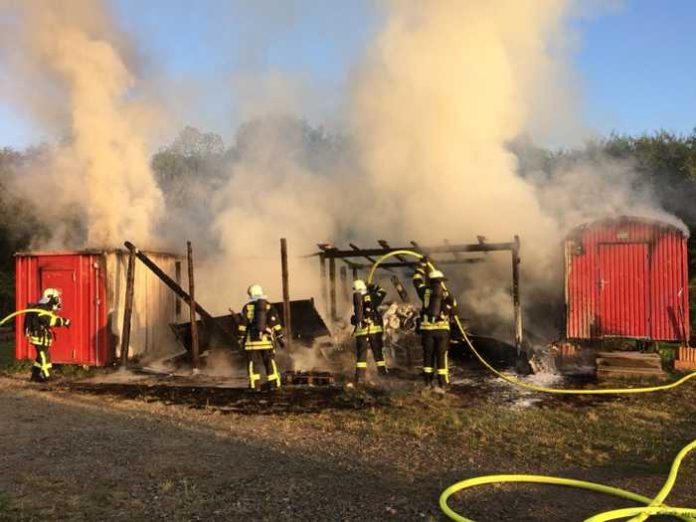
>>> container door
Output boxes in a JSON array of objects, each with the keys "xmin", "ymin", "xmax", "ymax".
[
  {"xmin": 598, "ymin": 243, "xmax": 649, "ymax": 337},
  {"xmin": 40, "ymin": 268, "xmax": 78, "ymax": 363}
]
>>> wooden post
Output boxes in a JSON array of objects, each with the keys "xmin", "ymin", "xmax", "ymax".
[
  {"xmin": 187, "ymin": 241, "xmax": 200, "ymax": 369},
  {"xmin": 320, "ymin": 253, "xmax": 328, "ymax": 319},
  {"xmin": 340, "ymin": 266, "xmax": 349, "ymax": 307},
  {"xmin": 512, "ymin": 235, "xmax": 523, "ymax": 354},
  {"xmin": 280, "ymin": 238, "xmax": 292, "ymax": 348},
  {"xmin": 329, "ymin": 257, "xmax": 337, "ymax": 322},
  {"xmin": 120, "ymin": 245, "xmax": 136, "ymax": 367}
]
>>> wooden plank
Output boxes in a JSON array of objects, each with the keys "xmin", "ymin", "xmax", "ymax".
[
  {"xmin": 597, "ymin": 367, "xmax": 666, "ymax": 376},
  {"xmin": 597, "ymin": 357, "xmax": 662, "ymax": 370},
  {"xmin": 597, "ymin": 352, "xmax": 662, "ymax": 359}
]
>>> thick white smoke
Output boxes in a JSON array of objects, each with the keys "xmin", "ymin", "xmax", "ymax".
[{"xmin": 0, "ymin": 0, "xmax": 163, "ymax": 248}]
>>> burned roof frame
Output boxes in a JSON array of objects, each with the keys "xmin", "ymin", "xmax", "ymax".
[{"xmin": 313, "ymin": 236, "xmax": 524, "ymax": 352}]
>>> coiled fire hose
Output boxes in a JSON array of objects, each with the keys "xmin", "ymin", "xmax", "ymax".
[{"xmin": 367, "ymin": 249, "xmax": 696, "ymax": 522}]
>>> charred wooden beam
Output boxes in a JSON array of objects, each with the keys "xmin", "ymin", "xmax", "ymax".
[
  {"xmin": 329, "ymin": 257, "xmax": 337, "ymax": 321},
  {"xmin": 377, "ymin": 258, "xmax": 484, "ymax": 269},
  {"xmin": 339, "ymin": 266, "xmax": 349, "ymax": 307},
  {"xmin": 512, "ymin": 235, "xmax": 523, "ymax": 353},
  {"xmin": 318, "ymin": 251, "xmax": 328, "ymax": 319},
  {"xmin": 124, "ymin": 241, "xmax": 240, "ymax": 351},
  {"xmin": 390, "ymin": 275, "xmax": 409, "ymax": 302},
  {"xmin": 280, "ymin": 238, "xmax": 292, "ymax": 348},
  {"xmin": 349, "ymin": 243, "xmax": 395, "ymax": 273},
  {"xmin": 443, "ymin": 239, "xmax": 463, "ymax": 260},
  {"xmin": 120, "ymin": 244, "xmax": 136, "ymax": 367},
  {"xmin": 187, "ymin": 241, "xmax": 200, "ymax": 369},
  {"xmin": 321, "ymin": 241, "xmax": 516, "ymax": 259},
  {"xmin": 378, "ymin": 239, "xmax": 409, "ymax": 264}
]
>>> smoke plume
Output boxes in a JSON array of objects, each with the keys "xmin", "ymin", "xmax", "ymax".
[
  {"xmin": 0, "ymin": 0, "xmax": 163, "ymax": 248},
  {"xmin": 1, "ymin": 0, "xmax": 685, "ymax": 344}
]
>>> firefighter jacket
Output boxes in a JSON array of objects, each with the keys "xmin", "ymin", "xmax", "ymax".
[
  {"xmin": 237, "ymin": 299, "xmax": 284, "ymax": 351},
  {"xmin": 412, "ymin": 267, "xmax": 457, "ymax": 331},
  {"xmin": 351, "ymin": 284, "xmax": 386, "ymax": 337},
  {"xmin": 24, "ymin": 303, "xmax": 69, "ymax": 347}
]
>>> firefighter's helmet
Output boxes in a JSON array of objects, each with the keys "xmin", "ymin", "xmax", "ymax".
[
  {"xmin": 428, "ymin": 269, "xmax": 445, "ymax": 280},
  {"xmin": 352, "ymin": 279, "xmax": 367, "ymax": 293},
  {"xmin": 247, "ymin": 284, "xmax": 265, "ymax": 300},
  {"xmin": 41, "ymin": 288, "xmax": 62, "ymax": 309}
]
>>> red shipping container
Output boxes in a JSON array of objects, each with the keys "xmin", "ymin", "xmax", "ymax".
[
  {"xmin": 15, "ymin": 250, "xmax": 182, "ymax": 366},
  {"xmin": 565, "ymin": 217, "xmax": 689, "ymax": 342}
]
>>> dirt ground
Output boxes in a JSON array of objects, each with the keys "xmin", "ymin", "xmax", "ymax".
[{"xmin": 0, "ymin": 371, "xmax": 694, "ymax": 521}]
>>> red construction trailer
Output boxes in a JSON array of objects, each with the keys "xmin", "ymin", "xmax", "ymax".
[
  {"xmin": 15, "ymin": 250, "xmax": 182, "ymax": 366},
  {"xmin": 565, "ymin": 216, "xmax": 689, "ymax": 343}
]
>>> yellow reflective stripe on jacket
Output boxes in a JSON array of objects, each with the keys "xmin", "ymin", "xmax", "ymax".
[
  {"xmin": 244, "ymin": 343, "xmax": 274, "ymax": 350},
  {"xmin": 354, "ymin": 323, "xmax": 383, "ymax": 336},
  {"xmin": 421, "ymin": 321, "xmax": 450, "ymax": 331},
  {"xmin": 29, "ymin": 336, "xmax": 52, "ymax": 346}
]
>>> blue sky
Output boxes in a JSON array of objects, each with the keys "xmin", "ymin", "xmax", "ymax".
[{"xmin": 1, "ymin": 0, "xmax": 695, "ymax": 149}]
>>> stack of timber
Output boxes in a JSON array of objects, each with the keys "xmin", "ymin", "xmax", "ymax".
[
  {"xmin": 596, "ymin": 351, "xmax": 665, "ymax": 378},
  {"xmin": 675, "ymin": 346, "xmax": 696, "ymax": 371}
]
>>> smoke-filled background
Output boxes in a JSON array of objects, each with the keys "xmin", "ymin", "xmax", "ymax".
[{"xmin": 1, "ymin": 0, "xmax": 696, "ymax": 342}]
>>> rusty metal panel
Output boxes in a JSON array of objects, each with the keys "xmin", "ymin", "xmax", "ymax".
[{"xmin": 565, "ymin": 217, "xmax": 689, "ymax": 342}]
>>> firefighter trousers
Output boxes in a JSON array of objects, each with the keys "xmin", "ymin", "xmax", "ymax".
[
  {"xmin": 31, "ymin": 345, "xmax": 52, "ymax": 382},
  {"xmin": 246, "ymin": 349, "xmax": 281, "ymax": 391},
  {"xmin": 355, "ymin": 333, "xmax": 387, "ymax": 382},
  {"xmin": 421, "ymin": 329, "xmax": 450, "ymax": 387}
]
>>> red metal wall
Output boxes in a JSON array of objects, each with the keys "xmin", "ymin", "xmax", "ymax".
[
  {"xmin": 15, "ymin": 252, "xmax": 109, "ymax": 366},
  {"xmin": 565, "ymin": 217, "xmax": 689, "ymax": 342}
]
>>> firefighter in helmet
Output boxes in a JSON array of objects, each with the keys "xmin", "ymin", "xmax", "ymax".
[
  {"xmin": 351, "ymin": 279, "xmax": 388, "ymax": 383},
  {"xmin": 24, "ymin": 288, "xmax": 70, "ymax": 382},
  {"xmin": 413, "ymin": 260, "xmax": 457, "ymax": 390},
  {"xmin": 237, "ymin": 284, "xmax": 285, "ymax": 391}
]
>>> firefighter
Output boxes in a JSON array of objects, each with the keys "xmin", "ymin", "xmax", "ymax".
[
  {"xmin": 24, "ymin": 288, "xmax": 70, "ymax": 383},
  {"xmin": 237, "ymin": 284, "xmax": 285, "ymax": 391},
  {"xmin": 413, "ymin": 261, "xmax": 457, "ymax": 390},
  {"xmin": 351, "ymin": 279, "xmax": 388, "ymax": 383}
]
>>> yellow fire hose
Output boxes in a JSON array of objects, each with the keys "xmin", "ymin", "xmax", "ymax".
[
  {"xmin": 0, "ymin": 308, "xmax": 58, "ymax": 327},
  {"xmin": 367, "ymin": 249, "xmax": 696, "ymax": 522}
]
